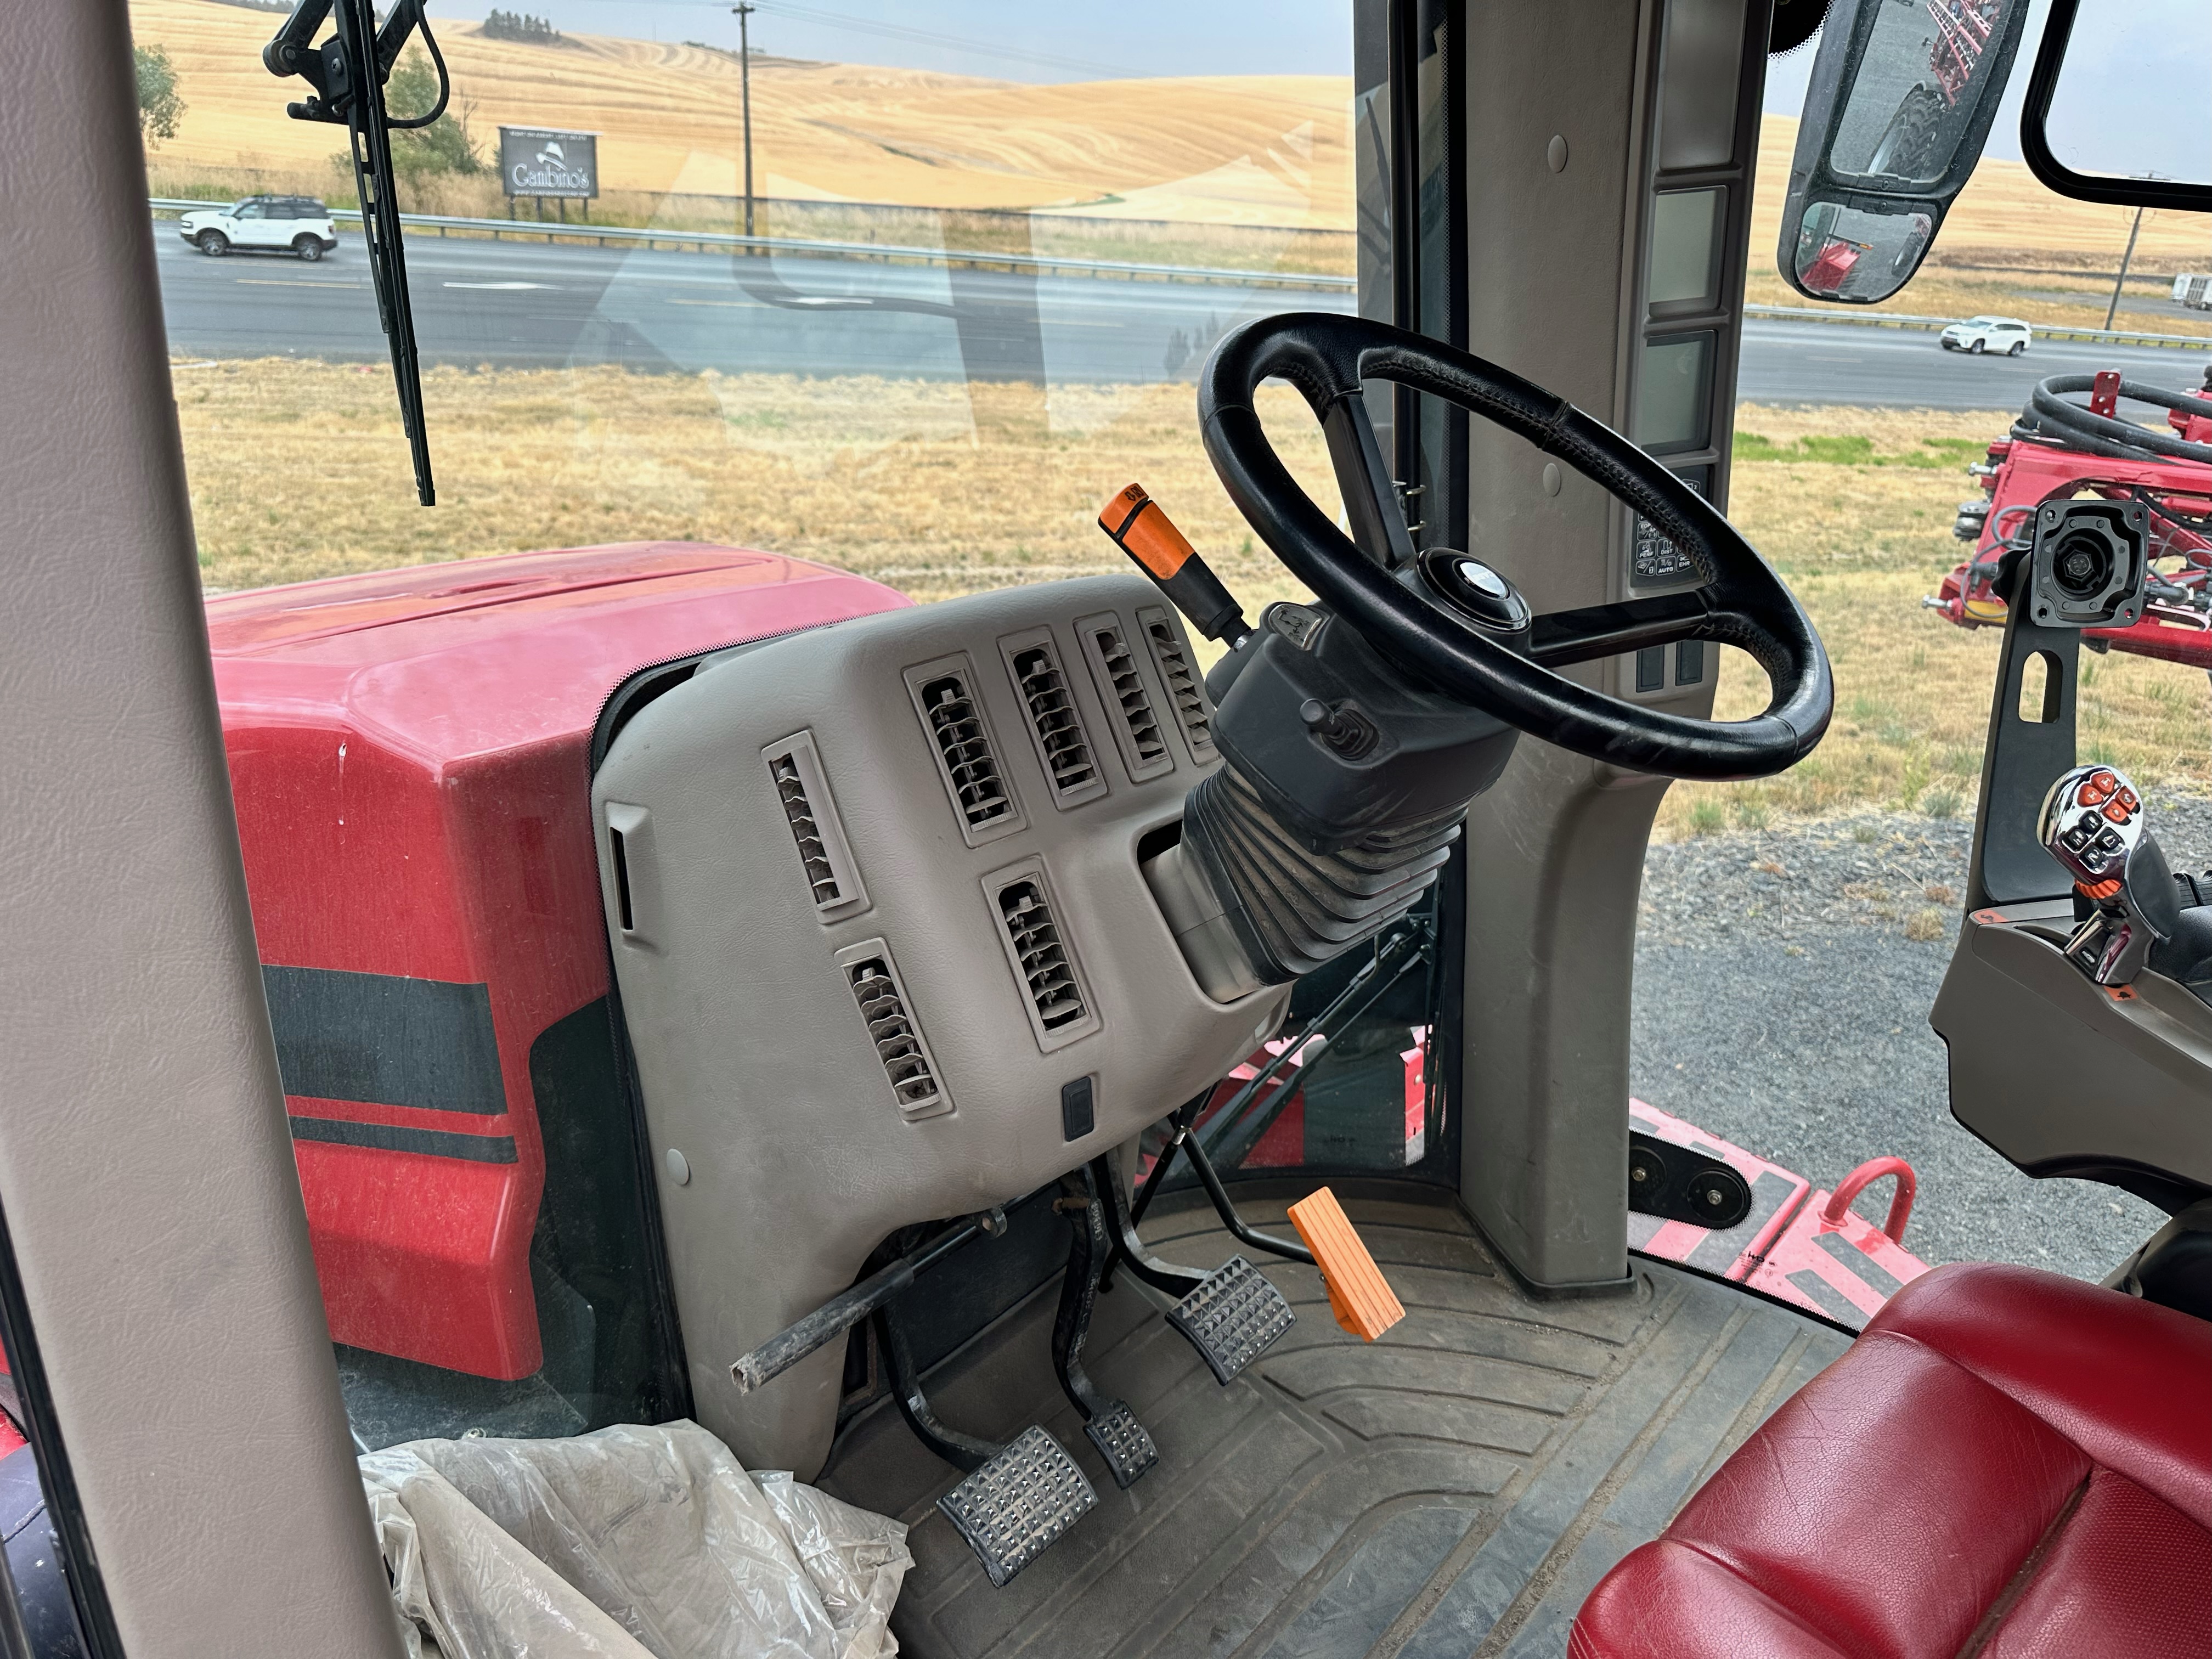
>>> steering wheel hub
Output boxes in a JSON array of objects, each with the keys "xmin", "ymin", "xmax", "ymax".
[{"xmin": 1418, "ymin": 548, "xmax": 1533, "ymax": 634}]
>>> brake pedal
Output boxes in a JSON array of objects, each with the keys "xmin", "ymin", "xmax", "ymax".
[
  {"xmin": 1167, "ymin": 1254, "xmax": 1295, "ymax": 1383},
  {"xmin": 936, "ymin": 1425, "xmax": 1098, "ymax": 1589}
]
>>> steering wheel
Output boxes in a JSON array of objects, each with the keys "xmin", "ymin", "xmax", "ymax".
[{"xmin": 1200, "ymin": 313, "xmax": 1832, "ymax": 780}]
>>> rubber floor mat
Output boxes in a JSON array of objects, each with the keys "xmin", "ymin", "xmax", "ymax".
[{"xmin": 819, "ymin": 1183, "xmax": 1850, "ymax": 1659}]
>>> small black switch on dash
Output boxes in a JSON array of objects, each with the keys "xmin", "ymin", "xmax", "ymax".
[
  {"xmin": 1061, "ymin": 1076, "xmax": 1095, "ymax": 1142},
  {"xmin": 1635, "ymin": 645, "xmax": 1666, "ymax": 693},
  {"xmin": 1675, "ymin": 639, "xmax": 1704, "ymax": 685}
]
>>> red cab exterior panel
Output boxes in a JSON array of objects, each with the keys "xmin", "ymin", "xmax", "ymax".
[{"xmin": 208, "ymin": 544, "xmax": 907, "ymax": 1380}]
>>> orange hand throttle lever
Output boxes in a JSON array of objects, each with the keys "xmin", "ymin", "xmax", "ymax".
[{"xmin": 1097, "ymin": 483, "xmax": 1251, "ymax": 646}]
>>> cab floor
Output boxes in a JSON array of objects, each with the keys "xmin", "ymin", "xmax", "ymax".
[{"xmin": 819, "ymin": 1183, "xmax": 1850, "ymax": 1659}]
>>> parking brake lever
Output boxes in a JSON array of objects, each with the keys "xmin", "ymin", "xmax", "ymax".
[{"xmin": 2039, "ymin": 764, "xmax": 2182, "ymax": 986}]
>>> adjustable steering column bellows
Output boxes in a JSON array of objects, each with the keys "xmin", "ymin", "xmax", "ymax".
[{"xmin": 1143, "ymin": 573, "xmax": 1523, "ymax": 1002}]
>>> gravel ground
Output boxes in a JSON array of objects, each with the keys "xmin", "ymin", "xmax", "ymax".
[{"xmin": 1629, "ymin": 795, "xmax": 2212, "ymax": 1283}]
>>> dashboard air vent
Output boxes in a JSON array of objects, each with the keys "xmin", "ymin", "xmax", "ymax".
[
  {"xmin": 762, "ymin": 731, "xmax": 868, "ymax": 921},
  {"xmin": 1075, "ymin": 611, "xmax": 1174, "ymax": 782},
  {"xmin": 1000, "ymin": 882, "xmax": 1085, "ymax": 1030},
  {"xmin": 983, "ymin": 857, "xmax": 1101, "ymax": 1051},
  {"xmin": 774, "ymin": 757, "xmax": 836, "ymax": 901},
  {"xmin": 836, "ymin": 940, "xmax": 949, "ymax": 1118},
  {"xmin": 905, "ymin": 654, "xmax": 1026, "ymax": 846},
  {"xmin": 998, "ymin": 628, "xmax": 1107, "ymax": 809},
  {"xmin": 1137, "ymin": 605, "xmax": 1218, "ymax": 764}
]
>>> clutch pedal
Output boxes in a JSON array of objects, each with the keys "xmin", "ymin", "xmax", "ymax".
[
  {"xmin": 936, "ymin": 1425, "xmax": 1098, "ymax": 1589},
  {"xmin": 1167, "ymin": 1254, "xmax": 1295, "ymax": 1383}
]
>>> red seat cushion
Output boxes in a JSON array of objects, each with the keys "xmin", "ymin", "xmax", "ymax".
[{"xmin": 1570, "ymin": 1263, "xmax": 2211, "ymax": 1659}]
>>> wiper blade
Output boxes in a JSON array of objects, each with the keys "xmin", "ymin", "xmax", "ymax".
[{"xmin": 264, "ymin": 0, "xmax": 437, "ymax": 505}]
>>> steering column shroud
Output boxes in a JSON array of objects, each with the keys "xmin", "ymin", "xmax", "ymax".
[{"xmin": 1136, "ymin": 314, "xmax": 1835, "ymax": 1000}]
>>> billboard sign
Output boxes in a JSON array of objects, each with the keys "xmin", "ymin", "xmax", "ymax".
[{"xmin": 499, "ymin": 127, "xmax": 599, "ymax": 200}]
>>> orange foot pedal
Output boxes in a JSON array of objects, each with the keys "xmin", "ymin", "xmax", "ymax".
[{"xmin": 1287, "ymin": 1188, "xmax": 1406, "ymax": 1341}]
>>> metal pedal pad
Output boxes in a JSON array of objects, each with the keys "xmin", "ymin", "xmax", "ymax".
[
  {"xmin": 1167, "ymin": 1254, "xmax": 1295, "ymax": 1384},
  {"xmin": 1081, "ymin": 1401, "xmax": 1159, "ymax": 1490},
  {"xmin": 937, "ymin": 1425, "xmax": 1097, "ymax": 1588}
]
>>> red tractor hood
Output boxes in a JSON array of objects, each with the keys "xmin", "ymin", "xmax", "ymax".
[{"xmin": 208, "ymin": 541, "xmax": 909, "ymax": 765}]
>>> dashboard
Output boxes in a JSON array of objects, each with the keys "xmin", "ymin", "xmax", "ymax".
[{"xmin": 594, "ymin": 574, "xmax": 1291, "ymax": 1477}]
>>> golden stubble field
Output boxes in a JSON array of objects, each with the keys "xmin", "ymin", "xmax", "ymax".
[
  {"xmin": 174, "ymin": 362, "xmax": 2210, "ymax": 838},
  {"xmin": 129, "ymin": 0, "xmax": 1351, "ymax": 227}
]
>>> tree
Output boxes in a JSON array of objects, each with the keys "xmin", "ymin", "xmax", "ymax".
[
  {"xmin": 383, "ymin": 48, "xmax": 482, "ymax": 182},
  {"xmin": 135, "ymin": 44, "xmax": 185, "ymax": 148},
  {"xmin": 482, "ymin": 11, "xmax": 562, "ymax": 46}
]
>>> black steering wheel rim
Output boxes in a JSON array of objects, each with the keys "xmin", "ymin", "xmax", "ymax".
[{"xmin": 1200, "ymin": 312, "xmax": 1833, "ymax": 780}]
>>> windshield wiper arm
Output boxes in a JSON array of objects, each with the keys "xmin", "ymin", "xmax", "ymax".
[{"xmin": 264, "ymin": 0, "xmax": 437, "ymax": 505}]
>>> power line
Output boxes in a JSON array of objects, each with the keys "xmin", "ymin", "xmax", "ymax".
[{"xmin": 654, "ymin": 0, "xmax": 1146, "ymax": 79}]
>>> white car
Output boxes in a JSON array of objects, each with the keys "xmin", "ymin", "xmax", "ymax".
[
  {"xmin": 1939, "ymin": 315, "xmax": 2032, "ymax": 356},
  {"xmin": 177, "ymin": 196, "xmax": 338, "ymax": 262}
]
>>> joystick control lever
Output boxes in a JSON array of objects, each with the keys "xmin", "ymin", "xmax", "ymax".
[{"xmin": 2039, "ymin": 764, "xmax": 2182, "ymax": 986}]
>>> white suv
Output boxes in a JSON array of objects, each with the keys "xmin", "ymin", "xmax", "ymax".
[
  {"xmin": 1939, "ymin": 315, "xmax": 2033, "ymax": 356},
  {"xmin": 178, "ymin": 196, "xmax": 339, "ymax": 262}
]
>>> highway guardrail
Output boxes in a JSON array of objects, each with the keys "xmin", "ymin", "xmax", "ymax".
[
  {"xmin": 145, "ymin": 205, "xmax": 2209, "ymax": 343},
  {"xmin": 149, "ymin": 199, "xmax": 1358, "ymax": 291},
  {"xmin": 1745, "ymin": 302, "xmax": 2210, "ymax": 352}
]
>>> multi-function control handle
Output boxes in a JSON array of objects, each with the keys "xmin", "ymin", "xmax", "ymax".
[{"xmin": 2039, "ymin": 764, "xmax": 2181, "ymax": 985}]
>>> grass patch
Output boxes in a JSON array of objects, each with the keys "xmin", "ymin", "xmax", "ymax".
[
  {"xmin": 1733, "ymin": 431, "xmax": 1990, "ymax": 470},
  {"xmin": 172, "ymin": 366, "xmax": 2210, "ymax": 832},
  {"xmin": 175, "ymin": 360, "xmax": 1346, "ymax": 601},
  {"xmin": 1656, "ymin": 403, "xmax": 2211, "ymax": 835}
]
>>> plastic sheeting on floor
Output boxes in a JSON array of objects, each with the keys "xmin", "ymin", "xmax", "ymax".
[{"xmin": 359, "ymin": 1419, "xmax": 911, "ymax": 1659}]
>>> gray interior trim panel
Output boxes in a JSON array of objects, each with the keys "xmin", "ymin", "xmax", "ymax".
[
  {"xmin": 595, "ymin": 577, "xmax": 1289, "ymax": 1477},
  {"xmin": 1932, "ymin": 909, "xmax": 2212, "ymax": 1191}
]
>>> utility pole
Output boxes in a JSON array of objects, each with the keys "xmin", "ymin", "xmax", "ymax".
[
  {"xmin": 2106, "ymin": 206, "xmax": 2147, "ymax": 331},
  {"xmin": 2104, "ymin": 179, "xmax": 2162, "ymax": 332},
  {"xmin": 732, "ymin": 3, "xmax": 757, "ymax": 244}
]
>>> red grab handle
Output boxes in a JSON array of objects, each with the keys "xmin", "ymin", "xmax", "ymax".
[{"xmin": 1821, "ymin": 1156, "xmax": 1917, "ymax": 1246}]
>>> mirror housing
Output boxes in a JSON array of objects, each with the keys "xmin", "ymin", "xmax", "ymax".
[
  {"xmin": 1778, "ymin": 0, "xmax": 2032, "ymax": 304},
  {"xmin": 2023, "ymin": 0, "xmax": 2212, "ymax": 212}
]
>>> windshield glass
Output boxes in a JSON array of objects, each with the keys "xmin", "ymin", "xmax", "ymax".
[
  {"xmin": 127, "ymin": 0, "xmax": 2210, "ymax": 1455},
  {"xmin": 145, "ymin": 0, "xmax": 1358, "ymax": 603},
  {"xmin": 138, "ymin": 0, "xmax": 1414, "ymax": 1451}
]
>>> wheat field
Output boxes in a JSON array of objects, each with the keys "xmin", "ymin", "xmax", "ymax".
[{"xmin": 129, "ymin": 0, "xmax": 1351, "ymax": 225}]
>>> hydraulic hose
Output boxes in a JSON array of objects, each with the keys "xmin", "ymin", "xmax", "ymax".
[{"xmin": 2011, "ymin": 374, "xmax": 2212, "ymax": 466}]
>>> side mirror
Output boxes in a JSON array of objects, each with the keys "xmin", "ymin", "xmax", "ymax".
[
  {"xmin": 1778, "ymin": 0, "xmax": 2032, "ymax": 304},
  {"xmin": 2024, "ymin": 0, "xmax": 2212, "ymax": 211}
]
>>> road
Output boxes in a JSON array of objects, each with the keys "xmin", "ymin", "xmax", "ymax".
[
  {"xmin": 155, "ymin": 224, "xmax": 2212, "ymax": 404},
  {"xmin": 1736, "ymin": 317, "xmax": 2211, "ymax": 408}
]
